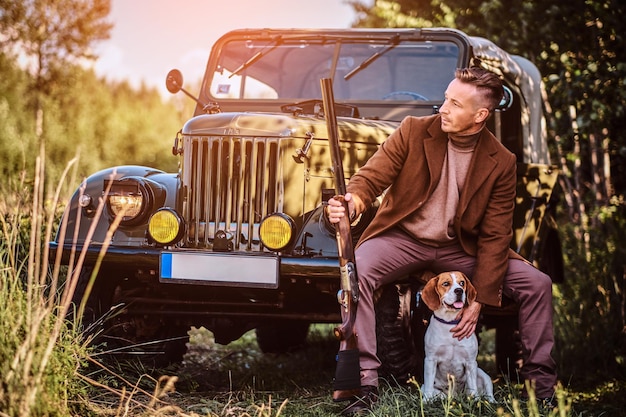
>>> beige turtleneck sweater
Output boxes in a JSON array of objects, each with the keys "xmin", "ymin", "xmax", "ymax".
[{"xmin": 399, "ymin": 130, "xmax": 482, "ymax": 246}]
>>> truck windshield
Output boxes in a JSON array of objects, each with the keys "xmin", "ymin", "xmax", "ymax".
[{"xmin": 209, "ymin": 38, "xmax": 460, "ymax": 103}]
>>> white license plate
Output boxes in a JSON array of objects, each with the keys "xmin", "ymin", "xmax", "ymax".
[{"xmin": 160, "ymin": 252, "xmax": 279, "ymax": 288}]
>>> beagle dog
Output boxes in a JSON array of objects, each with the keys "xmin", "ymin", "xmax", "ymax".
[{"xmin": 420, "ymin": 271, "xmax": 494, "ymax": 401}]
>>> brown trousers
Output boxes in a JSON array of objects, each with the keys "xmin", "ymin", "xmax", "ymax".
[{"xmin": 350, "ymin": 227, "xmax": 558, "ymax": 397}]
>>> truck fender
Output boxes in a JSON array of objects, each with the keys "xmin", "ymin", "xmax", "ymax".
[{"xmin": 54, "ymin": 165, "xmax": 180, "ymax": 247}]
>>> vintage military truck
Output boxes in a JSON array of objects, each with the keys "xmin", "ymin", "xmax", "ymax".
[{"xmin": 51, "ymin": 28, "xmax": 562, "ymax": 378}]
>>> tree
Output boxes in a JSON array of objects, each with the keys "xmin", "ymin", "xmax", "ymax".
[
  {"xmin": 0, "ymin": 0, "xmax": 112, "ymax": 183},
  {"xmin": 0, "ymin": 0, "xmax": 112, "ymax": 94},
  {"xmin": 0, "ymin": 52, "xmax": 33, "ymax": 176}
]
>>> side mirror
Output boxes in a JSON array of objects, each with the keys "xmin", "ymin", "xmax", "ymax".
[
  {"xmin": 165, "ymin": 68, "xmax": 218, "ymax": 114},
  {"xmin": 498, "ymin": 85, "xmax": 513, "ymax": 111},
  {"xmin": 166, "ymin": 69, "xmax": 183, "ymax": 94}
]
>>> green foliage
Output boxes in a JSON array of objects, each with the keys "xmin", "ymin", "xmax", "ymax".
[
  {"xmin": 39, "ymin": 66, "xmax": 183, "ymax": 182},
  {"xmin": 0, "ymin": 0, "xmax": 184, "ymax": 189},
  {"xmin": 0, "ymin": 53, "xmax": 35, "ymax": 176},
  {"xmin": 0, "ymin": 0, "xmax": 112, "ymax": 90},
  {"xmin": 0, "ymin": 53, "xmax": 184, "ymax": 187},
  {"xmin": 553, "ymin": 199, "xmax": 626, "ymax": 382}
]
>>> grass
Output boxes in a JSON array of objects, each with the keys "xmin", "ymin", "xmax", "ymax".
[
  {"xmin": 0, "ymin": 159, "xmax": 90, "ymax": 416},
  {"xmin": 1, "ymin": 161, "xmax": 625, "ymax": 416},
  {"xmin": 75, "ymin": 325, "xmax": 623, "ymax": 417}
]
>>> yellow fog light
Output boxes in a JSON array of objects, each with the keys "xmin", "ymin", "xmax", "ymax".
[
  {"xmin": 148, "ymin": 209, "xmax": 183, "ymax": 245},
  {"xmin": 259, "ymin": 213, "xmax": 295, "ymax": 251}
]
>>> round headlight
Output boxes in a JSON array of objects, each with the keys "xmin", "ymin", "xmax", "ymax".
[
  {"xmin": 148, "ymin": 209, "xmax": 183, "ymax": 245},
  {"xmin": 259, "ymin": 213, "xmax": 295, "ymax": 251},
  {"xmin": 108, "ymin": 194, "xmax": 143, "ymax": 218},
  {"xmin": 105, "ymin": 177, "xmax": 156, "ymax": 225}
]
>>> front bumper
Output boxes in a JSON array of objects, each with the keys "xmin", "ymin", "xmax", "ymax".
[{"xmin": 49, "ymin": 242, "xmax": 342, "ymax": 322}]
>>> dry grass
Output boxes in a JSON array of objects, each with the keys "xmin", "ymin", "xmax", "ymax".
[{"xmin": 0, "ymin": 155, "xmax": 86, "ymax": 416}]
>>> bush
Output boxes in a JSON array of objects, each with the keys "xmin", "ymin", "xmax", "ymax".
[{"xmin": 553, "ymin": 198, "xmax": 626, "ymax": 384}]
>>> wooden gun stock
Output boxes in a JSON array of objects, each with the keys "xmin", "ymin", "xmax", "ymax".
[{"xmin": 320, "ymin": 78, "xmax": 361, "ymax": 401}]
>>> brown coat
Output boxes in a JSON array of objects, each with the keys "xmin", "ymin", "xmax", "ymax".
[{"xmin": 347, "ymin": 114, "xmax": 525, "ymax": 307}]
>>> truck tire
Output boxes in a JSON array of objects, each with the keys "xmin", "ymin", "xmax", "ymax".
[
  {"xmin": 255, "ymin": 320, "xmax": 310, "ymax": 353},
  {"xmin": 539, "ymin": 228, "xmax": 565, "ymax": 283},
  {"xmin": 69, "ymin": 266, "xmax": 117, "ymax": 336},
  {"xmin": 375, "ymin": 282, "xmax": 429, "ymax": 385},
  {"xmin": 70, "ymin": 267, "xmax": 188, "ymax": 366}
]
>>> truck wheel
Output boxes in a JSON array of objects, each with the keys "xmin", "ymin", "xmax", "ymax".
[
  {"xmin": 70, "ymin": 267, "xmax": 188, "ymax": 366},
  {"xmin": 255, "ymin": 320, "xmax": 309, "ymax": 353},
  {"xmin": 69, "ymin": 266, "xmax": 117, "ymax": 334},
  {"xmin": 539, "ymin": 228, "xmax": 565, "ymax": 283},
  {"xmin": 481, "ymin": 309, "xmax": 523, "ymax": 378},
  {"xmin": 375, "ymin": 283, "xmax": 428, "ymax": 385},
  {"xmin": 106, "ymin": 312, "xmax": 189, "ymax": 365}
]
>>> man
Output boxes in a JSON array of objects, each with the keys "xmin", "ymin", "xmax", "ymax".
[{"xmin": 327, "ymin": 67, "xmax": 558, "ymax": 415}]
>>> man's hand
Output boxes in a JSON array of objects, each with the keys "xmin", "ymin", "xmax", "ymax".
[
  {"xmin": 326, "ymin": 192, "xmax": 355, "ymax": 224},
  {"xmin": 451, "ymin": 300, "xmax": 482, "ymax": 340}
]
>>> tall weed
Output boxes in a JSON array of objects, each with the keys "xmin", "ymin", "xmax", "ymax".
[{"xmin": 0, "ymin": 156, "xmax": 89, "ymax": 417}]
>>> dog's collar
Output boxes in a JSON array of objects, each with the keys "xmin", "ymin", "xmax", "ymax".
[{"xmin": 431, "ymin": 314, "xmax": 460, "ymax": 325}]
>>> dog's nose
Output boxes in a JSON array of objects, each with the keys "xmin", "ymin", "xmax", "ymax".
[{"xmin": 454, "ymin": 288, "xmax": 463, "ymax": 297}]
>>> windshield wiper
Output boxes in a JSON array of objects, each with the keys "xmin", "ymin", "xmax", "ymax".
[
  {"xmin": 229, "ymin": 37, "xmax": 282, "ymax": 78},
  {"xmin": 343, "ymin": 35, "xmax": 400, "ymax": 81}
]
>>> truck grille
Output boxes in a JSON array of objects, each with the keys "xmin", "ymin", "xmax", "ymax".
[{"xmin": 182, "ymin": 136, "xmax": 282, "ymax": 250}]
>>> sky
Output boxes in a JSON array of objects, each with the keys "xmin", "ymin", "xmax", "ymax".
[{"xmin": 93, "ymin": 0, "xmax": 363, "ymax": 96}]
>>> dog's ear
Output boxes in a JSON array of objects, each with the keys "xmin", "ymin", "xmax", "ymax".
[
  {"xmin": 421, "ymin": 276, "xmax": 441, "ymax": 312},
  {"xmin": 462, "ymin": 273, "xmax": 477, "ymax": 306}
]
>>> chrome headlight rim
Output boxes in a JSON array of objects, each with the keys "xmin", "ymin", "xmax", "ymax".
[
  {"xmin": 104, "ymin": 177, "xmax": 153, "ymax": 226},
  {"xmin": 148, "ymin": 208, "xmax": 184, "ymax": 246},
  {"xmin": 259, "ymin": 213, "xmax": 296, "ymax": 252}
]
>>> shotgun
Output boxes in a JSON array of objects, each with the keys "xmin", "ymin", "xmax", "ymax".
[{"xmin": 320, "ymin": 77, "xmax": 361, "ymax": 401}]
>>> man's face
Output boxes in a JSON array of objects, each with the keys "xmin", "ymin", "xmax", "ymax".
[{"xmin": 439, "ymin": 79, "xmax": 488, "ymax": 136}]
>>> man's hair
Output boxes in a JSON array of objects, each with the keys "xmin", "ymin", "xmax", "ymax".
[{"xmin": 455, "ymin": 67, "xmax": 503, "ymax": 112}]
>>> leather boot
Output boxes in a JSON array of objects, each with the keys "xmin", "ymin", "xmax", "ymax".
[{"xmin": 341, "ymin": 385, "xmax": 379, "ymax": 416}]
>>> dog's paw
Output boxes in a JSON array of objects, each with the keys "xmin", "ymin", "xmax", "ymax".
[{"xmin": 421, "ymin": 388, "xmax": 440, "ymax": 402}]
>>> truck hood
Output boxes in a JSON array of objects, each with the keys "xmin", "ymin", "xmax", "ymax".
[{"xmin": 181, "ymin": 112, "xmax": 397, "ymax": 145}]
